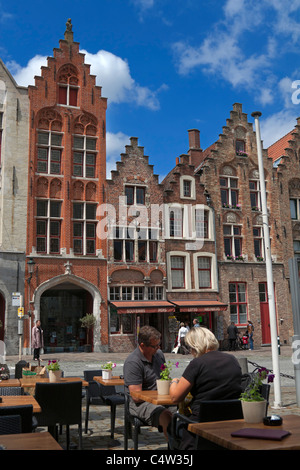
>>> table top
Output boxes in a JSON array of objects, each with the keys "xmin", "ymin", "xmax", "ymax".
[
  {"xmin": 188, "ymin": 414, "xmax": 300, "ymax": 450},
  {"xmin": 0, "ymin": 378, "xmax": 21, "ymax": 387},
  {"xmin": 20, "ymin": 376, "xmax": 88, "ymax": 388},
  {"xmin": 0, "ymin": 395, "xmax": 41, "ymax": 413},
  {"xmin": 0, "ymin": 431, "xmax": 63, "ymax": 450},
  {"xmin": 93, "ymin": 375, "xmax": 124, "ymax": 386},
  {"xmin": 130, "ymin": 389, "xmax": 175, "ymax": 406}
]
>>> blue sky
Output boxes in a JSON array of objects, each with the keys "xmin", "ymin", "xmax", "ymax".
[{"xmin": 2, "ymin": 0, "xmax": 300, "ymax": 179}]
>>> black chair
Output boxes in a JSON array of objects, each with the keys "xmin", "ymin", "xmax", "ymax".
[
  {"xmin": 169, "ymin": 399, "xmax": 243, "ymax": 450},
  {"xmin": 0, "ymin": 415, "xmax": 22, "ymax": 435},
  {"xmin": 83, "ymin": 370, "xmax": 124, "ymax": 439},
  {"xmin": 35, "ymin": 381, "xmax": 83, "ymax": 450},
  {"xmin": 0, "ymin": 387, "xmax": 25, "ymax": 396},
  {"xmin": 124, "ymin": 392, "xmax": 164, "ymax": 450},
  {"xmin": 0, "ymin": 405, "xmax": 34, "ymax": 433}
]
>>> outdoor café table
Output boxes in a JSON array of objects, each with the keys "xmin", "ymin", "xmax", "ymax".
[
  {"xmin": 93, "ymin": 375, "xmax": 124, "ymax": 387},
  {"xmin": 0, "ymin": 395, "xmax": 41, "ymax": 413},
  {"xmin": 20, "ymin": 376, "xmax": 88, "ymax": 389},
  {"xmin": 130, "ymin": 389, "xmax": 175, "ymax": 406},
  {"xmin": 0, "ymin": 431, "xmax": 63, "ymax": 450},
  {"xmin": 187, "ymin": 414, "xmax": 300, "ymax": 450},
  {"xmin": 0, "ymin": 378, "xmax": 21, "ymax": 387}
]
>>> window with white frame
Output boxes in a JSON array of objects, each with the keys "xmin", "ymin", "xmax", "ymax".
[
  {"xmin": 180, "ymin": 175, "xmax": 195, "ymax": 199},
  {"xmin": 197, "ymin": 257, "xmax": 211, "ymax": 288},
  {"xmin": 194, "ymin": 208, "xmax": 209, "ymax": 239},
  {"xmin": 229, "ymin": 282, "xmax": 247, "ymax": 324},
  {"xmin": 249, "ymin": 179, "xmax": 261, "ymax": 210},
  {"xmin": 224, "ymin": 224, "xmax": 242, "ymax": 258},
  {"xmin": 73, "ymin": 135, "xmax": 97, "ymax": 178},
  {"xmin": 72, "ymin": 202, "xmax": 97, "ymax": 255},
  {"xmin": 36, "ymin": 199, "xmax": 62, "ymax": 254},
  {"xmin": 37, "ymin": 130, "xmax": 63, "ymax": 174},
  {"xmin": 220, "ymin": 176, "xmax": 239, "ymax": 207},
  {"xmin": 193, "ymin": 253, "xmax": 217, "ymax": 291},
  {"xmin": 253, "ymin": 226, "xmax": 263, "ymax": 258},
  {"xmin": 169, "ymin": 207, "xmax": 183, "ymax": 237},
  {"xmin": 170, "ymin": 256, "xmax": 185, "ymax": 289}
]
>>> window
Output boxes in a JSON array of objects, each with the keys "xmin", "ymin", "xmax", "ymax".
[
  {"xmin": 197, "ymin": 257, "xmax": 211, "ymax": 288},
  {"xmin": 113, "ymin": 226, "xmax": 158, "ymax": 263},
  {"xmin": 195, "ymin": 209, "xmax": 209, "ymax": 239},
  {"xmin": 236, "ymin": 140, "xmax": 246, "ymax": 154},
  {"xmin": 37, "ymin": 131, "xmax": 63, "ymax": 174},
  {"xmin": 180, "ymin": 176, "xmax": 195, "ymax": 199},
  {"xmin": 171, "ymin": 256, "xmax": 185, "ymax": 289},
  {"xmin": 125, "ymin": 185, "xmax": 145, "ymax": 205},
  {"xmin": 253, "ymin": 226, "xmax": 263, "ymax": 258},
  {"xmin": 224, "ymin": 224, "xmax": 242, "ymax": 258},
  {"xmin": 249, "ymin": 180, "xmax": 261, "ymax": 210},
  {"xmin": 148, "ymin": 286, "xmax": 163, "ymax": 300},
  {"xmin": 36, "ymin": 200, "xmax": 62, "ymax": 254},
  {"xmin": 220, "ymin": 176, "xmax": 239, "ymax": 207},
  {"xmin": 73, "ymin": 135, "xmax": 97, "ymax": 178},
  {"xmin": 72, "ymin": 202, "xmax": 97, "ymax": 255},
  {"xmin": 183, "ymin": 180, "xmax": 191, "ymax": 197},
  {"xmin": 290, "ymin": 199, "xmax": 300, "ymax": 220},
  {"xmin": 170, "ymin": 208, "xmax": 183, "ymax": 237},
  {"xmin": 229, "ymin": 282, "xmax": 247, "ymax": 324}
]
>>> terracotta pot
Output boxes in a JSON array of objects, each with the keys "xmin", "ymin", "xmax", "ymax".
[
  {"xmin": 156, "ymin": 379, "xmax": 171, "ymax": 395},
  {"xmin": 102, "ymin": 369, "xmax": 112, "ymax": 380},
  {"xmin": 49, "ymin": 370, "xmax": 62, "ymax": 383},
  {"xmin": 241, "ymin": 399, "xmax": 267, "ymax": 423}
]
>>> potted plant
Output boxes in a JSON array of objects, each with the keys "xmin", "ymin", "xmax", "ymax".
[
  {"xmin": 80, "ymin": 313, "xmax": 96, "ymax": 352},
  {"xmin": 46, "ymin": 360, "xmax": 62, "ymax": 383},
  {"xmin": 156, "ymin": 361, "xmax": 179, "ymax": 395},
  {"xmin": 101, "ymin": 361, "xmax": 116, "ymax": 380},
  {"xmin": 240, "ymin": 367, "xmax": 274, "ymax": 423}
]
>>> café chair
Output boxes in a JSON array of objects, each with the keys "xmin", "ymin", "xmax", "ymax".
[
  {"xmin": 0, "ymin": 415, "xmax": 22, "ymax": 435},
  {"xmin": 0, "ymin": 387, "xmax": 26, "ymax": 396},
  {"xmin": 35, "ymin": 381, "xmax": 83, "ymax": 450},
  {"xmin": 124, "ymin": 392, "xmax": 164, "ymax": 450},
  {"xmin": 83, "ymin": 370, "xmax": 124, "ymax": 439},
  {"xmin": 0, "ymin": 405, "xmax": 34, "ymax": 433},
  {"xmin": 169, "ymin": 399, "xmax": 243, "ymax": 450}
]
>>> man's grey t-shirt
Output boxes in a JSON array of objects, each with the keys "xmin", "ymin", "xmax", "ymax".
[{"xmin": 124, "ymin": 347, "xmax": 165, "ymax": 395}]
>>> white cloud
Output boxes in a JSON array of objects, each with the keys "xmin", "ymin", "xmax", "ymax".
[
  {"xmin": 7, "ymin": 49, "xmax": 164, "ymax": 111},
  {"xmin": 259, "ymin": 109, "xmax": 298, "ymax": 148},
  {"xmin": 106, "ymin": 131, "xmax": 130, "ymax": 178}
]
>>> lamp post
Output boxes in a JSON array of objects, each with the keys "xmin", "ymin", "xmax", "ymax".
[{"xmin": 251, "ymin": 112, "xmax": 282, "ymax": 408}]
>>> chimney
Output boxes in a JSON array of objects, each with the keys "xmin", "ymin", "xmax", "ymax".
[{"xmin": 187, "ymin": 129, "xmax": 203, "ymax": 167}]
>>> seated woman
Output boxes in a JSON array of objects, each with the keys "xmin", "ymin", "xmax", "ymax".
[{"xmin": 169, "ymin": 327, "xmax": 242, "ymax": 450}]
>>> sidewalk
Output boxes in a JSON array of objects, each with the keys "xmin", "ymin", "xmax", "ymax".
[{"xmin": 3, "ymin": 345, "xmax": 300, "ymax": 450}]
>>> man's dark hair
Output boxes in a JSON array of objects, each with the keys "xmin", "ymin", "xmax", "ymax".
[{"xmin": 138, "ymin": 325, "xmax": 161, "ymax": 346}]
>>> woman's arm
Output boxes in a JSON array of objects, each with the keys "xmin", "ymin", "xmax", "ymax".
[{"xmin": 169, "ymin": 376, "xmax": 192, "ymax": 404}]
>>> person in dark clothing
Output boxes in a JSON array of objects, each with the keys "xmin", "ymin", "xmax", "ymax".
[
  {"xmin": 169, "ymin": 327, "xmax": 242, "ymax": 450},
  {"xmin": 227, "ymin": 321, "xmax": 238, "ymax": 350}
]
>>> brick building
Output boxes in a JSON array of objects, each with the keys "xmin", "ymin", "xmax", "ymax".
[{"xmin": 23, "ymin": 22, "xmax": 108, "ymax": 353}]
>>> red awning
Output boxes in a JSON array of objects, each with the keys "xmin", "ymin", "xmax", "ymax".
[
  {"xmin": 170, "ymin": 300, "xmax": 228, "ymax": 313},
  {"xmin": 110, "ymin": 301, "xmax": 176, "ymax": 315}
]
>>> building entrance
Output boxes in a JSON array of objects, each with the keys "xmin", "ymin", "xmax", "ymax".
[{"xmin": 40, "ymin": 283, "xmax": 93, "ymax": 352}]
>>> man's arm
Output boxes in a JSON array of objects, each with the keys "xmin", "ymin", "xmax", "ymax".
[{"xmin": 128, "ymin": 383, "xmax": 144, "ymax": 403}]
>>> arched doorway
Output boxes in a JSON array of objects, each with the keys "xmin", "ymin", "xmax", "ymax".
[
  {"xmin": 40, "ymin": 283, "xmax": 93, "ymax": 352},
  {"xmin": 32, "ymin": 274, "xmax": 102, "ymax": 353},
  {"xmin": 0, "ymin": 293, "xmax": 4, "ymax": 341}
]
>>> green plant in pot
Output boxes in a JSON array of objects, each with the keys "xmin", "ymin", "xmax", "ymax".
[
  {"xmin": 240, "ymin": 367, "xmax": 274, "ymax": 423},
  {"xmin": 80, "ymin": 313, "xmax": 96, "ymax": 352}
]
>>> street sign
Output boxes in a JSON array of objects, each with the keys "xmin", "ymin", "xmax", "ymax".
[
  {"xmin": 18, "ymin": 307, "xmax": 24, "ymax": 318},
  {"xmin": 12, "ymin": 292, "xmax": 21, "ymax": 307}
]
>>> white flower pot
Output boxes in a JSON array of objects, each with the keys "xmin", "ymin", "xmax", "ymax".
[
  {"xmin": 102, "ymin": 369, "xmax": 112, "ymax": 380},
  {"xmin": 241, "ymin": 400, "xmax": 267, "ymax": 423},
  {"xmin": 49, "ymin": 370, "xmax": 62, "ymax": 383},
  {"xmin": 156, "ymin": 379, "xmax": 171, "ymax": 395}
]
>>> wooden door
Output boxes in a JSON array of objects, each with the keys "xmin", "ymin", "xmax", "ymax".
[{"xmin": 259, "ymin": 283, "xmax": 271, "ymax": 344}]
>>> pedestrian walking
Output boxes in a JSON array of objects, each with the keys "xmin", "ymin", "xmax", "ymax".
[
  {"xmin": 178, "ymin": 322, "xmax": 189, "ymax": 355},
  {"xmin": 32, "ymin": 319, "xmax": 44, "ymax": 361},
  {"xmin": 247, "ymin": 321, "xmax": 254, "ymax": 350},
  {"xmin": 227, "ymin": 321, "xmax": 238, "ymax": 350}
]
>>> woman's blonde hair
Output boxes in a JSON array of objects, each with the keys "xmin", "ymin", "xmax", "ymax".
[{"xmin": 184, "ymin": 327, "xmax": 219, "ymax": 356}]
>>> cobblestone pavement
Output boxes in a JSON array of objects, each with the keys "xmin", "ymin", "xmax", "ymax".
[{"xmin": 3, "ymin": 345, "xmax": 300, "ymax": 450}]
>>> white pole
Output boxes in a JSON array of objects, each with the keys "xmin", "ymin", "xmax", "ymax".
[{"xmin": 252, "ymin": 111, "xmax": 282, "ymax": 408}]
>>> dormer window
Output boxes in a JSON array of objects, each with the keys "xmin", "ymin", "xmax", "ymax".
[
  {"xmin": 236, "ymin": 140, "xmax": 247, "ymax": 156},
  {"xmin": 58, "ymin": 84, "xmax": 78, "ymax": 106},
  {"xmin": 57, "ymin": 64, "xmax": 79, "ymax": 107}
]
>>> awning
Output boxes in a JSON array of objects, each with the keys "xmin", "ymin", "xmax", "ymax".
[
  {"xmin": 169, "ymin": 300, "xmax": 228, "ymax": 313},
  {"xmin": 110, "ymin": 301, "xmax": 176, "ymax": 315}
]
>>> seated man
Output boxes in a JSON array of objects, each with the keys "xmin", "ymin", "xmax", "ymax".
[{"xmin": 124, "ymin": 325, "xmax": 176, "ymax": 440}]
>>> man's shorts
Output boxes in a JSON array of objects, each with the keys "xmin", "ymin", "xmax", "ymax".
[{"xmin": 129, "ymin": 399, "xmax": 176, "ymax": 428}]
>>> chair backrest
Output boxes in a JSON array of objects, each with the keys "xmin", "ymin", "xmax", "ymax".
[
  {"xmin": 35, "ymin": 381, "xmax": 82, "ymax": 426},
  {"xmin": 0, "ymin": 405, "xmax": 33, "ymax": 433},
  {"xmin": 198, "ymin": 399, "xmax": 243, "ymax": 422},
  {"xmin": 0, "ymin": 415, "xmax": 22, "ymax": 435},
  {"xmin": 0, "ymin": 387, "xmax": 25, "ymax": 396},
  {"xmin": 83, "ymin": 370, "xmax": 116, "ymax": 398}
]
